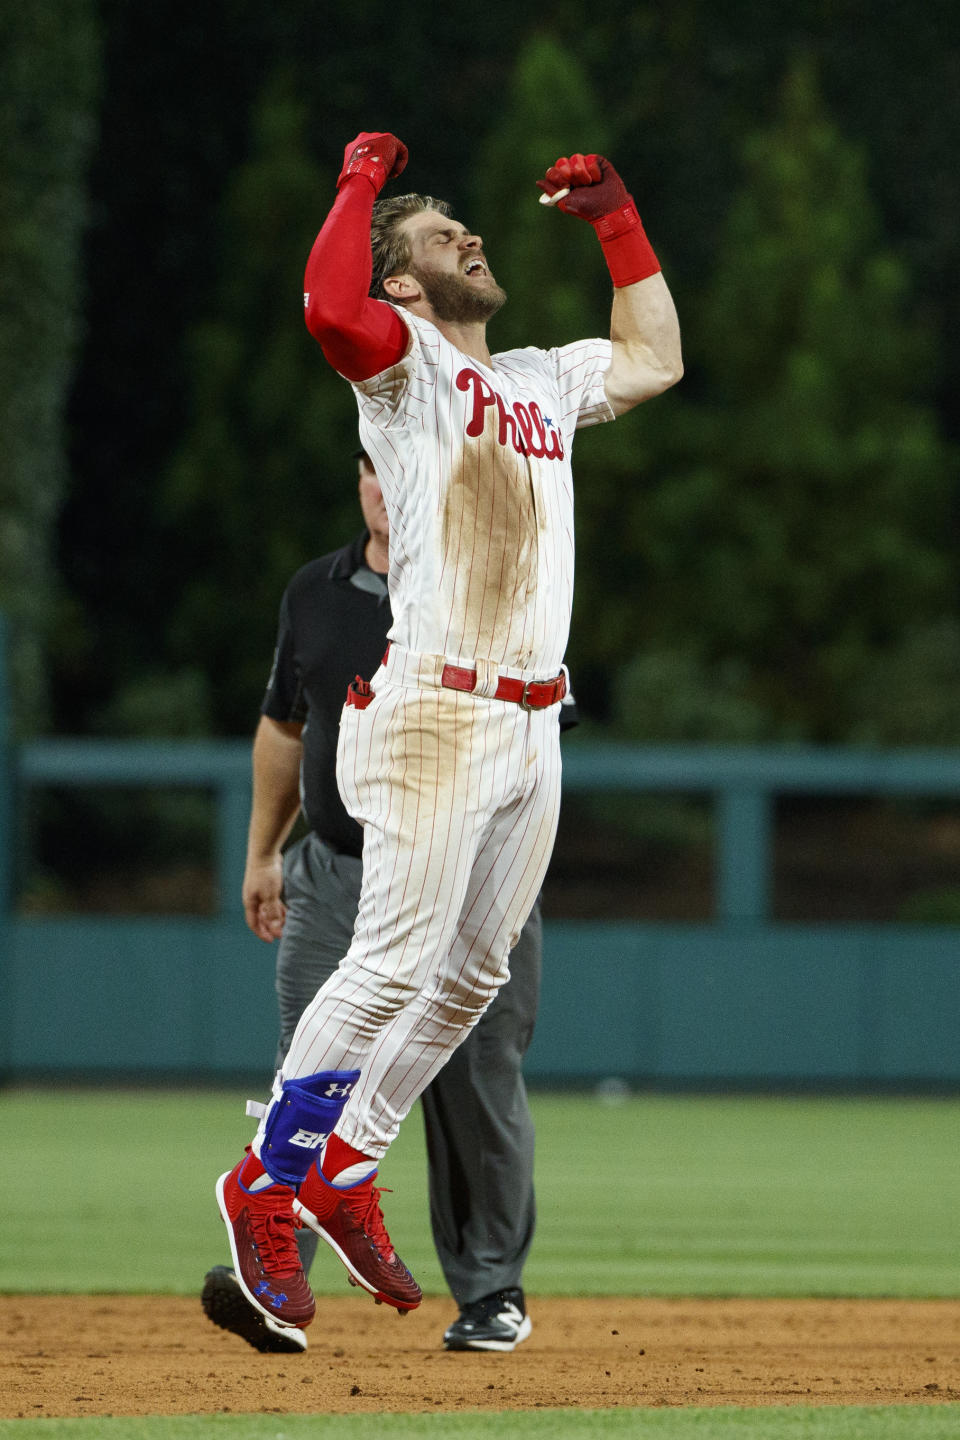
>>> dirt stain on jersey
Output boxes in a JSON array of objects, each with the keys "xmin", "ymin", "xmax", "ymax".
[
  {"xmin": 440, "ymin": 427, "xmax": 538, "ymax": 666},
  {"xmin": 386, "ymin": 688, "xmax": 483, "ymax": 847}
]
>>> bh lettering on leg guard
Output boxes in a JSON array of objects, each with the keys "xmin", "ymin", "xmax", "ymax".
[{"xmin": 252, "ymin": 1071, "xmax": 360, "ymax": 1187}]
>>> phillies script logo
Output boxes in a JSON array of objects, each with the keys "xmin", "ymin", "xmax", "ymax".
[{"xmin": 456, "ymin": 368, "xmax": 564, "ymax": 460}]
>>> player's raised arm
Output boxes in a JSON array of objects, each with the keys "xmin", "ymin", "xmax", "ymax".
[
  {"xmin": 537, "ymin": 152, "xmax": 683, "ymax": 415},
  {"xmin": 303, "ymin": 132, "xmax": 411, "ymax": 382}
]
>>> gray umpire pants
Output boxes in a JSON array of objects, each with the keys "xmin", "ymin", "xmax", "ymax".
[{"xmin": 275, "ymin": 831, "xmax": 540, "ymax": 1306}]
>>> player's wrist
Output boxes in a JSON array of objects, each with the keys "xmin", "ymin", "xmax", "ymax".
[
  {"xmin": 246, "ymin": 848, "xmax": 283, "ymax": 868},
  {"xmin": 336, "ymin": 164, "xmax": 387, "ymax": 196},
  {"xmin": 593, "ymin": 201, "xmax": 661, "ymax": 287},
  {"xmin": 592, "ymin": 199, "xmax": 641, "ymax": 240}
]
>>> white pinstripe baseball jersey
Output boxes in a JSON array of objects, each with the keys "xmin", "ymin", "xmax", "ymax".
[
  {"xmin": 351, "ymin": 308, "xmax": 614, "ymax": 677},
  {"xmin": 277, "ymin": 306, "xmax": 615, "ymax": 1158}
]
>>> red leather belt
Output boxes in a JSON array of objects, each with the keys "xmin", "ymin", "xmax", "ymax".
[
  {"xmin": 440, "ymin": 663, "xmax": 566, "ymax": 710},
  {"xmin": 355, "ymin": 646, "xmax": 567, "ymax": 712}
]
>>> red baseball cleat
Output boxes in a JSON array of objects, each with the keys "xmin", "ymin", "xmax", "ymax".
[
  {"xmin": 294, "ymin": 1168, "xmax": 422, "ymax": 1311},
  {"xmin": 215, "ymin": 1159, "xmax": 315, "ymax": 1329}
]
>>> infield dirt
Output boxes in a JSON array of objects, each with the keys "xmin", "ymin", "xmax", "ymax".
[{"xmin": 3, "ymin": 1295, "xmax": 959, "ymax": 1417}]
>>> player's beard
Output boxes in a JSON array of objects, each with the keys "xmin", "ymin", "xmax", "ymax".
[{"xmin": 409, "ymin": 263, "xmax": 507, "ymax": 324}]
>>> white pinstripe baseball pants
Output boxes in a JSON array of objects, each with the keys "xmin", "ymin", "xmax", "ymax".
[{"xmin": 281, "ymin": 648, "xmax": 563, "ymax": 1159}]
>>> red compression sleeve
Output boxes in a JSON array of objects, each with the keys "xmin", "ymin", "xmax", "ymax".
[
  {"xmin": 594, "ymin": 203, "xmax": 661, "ymax": 288},
  {"xmin": 303, "ymin": 177, "xmax": 408, "ymax": 382}
]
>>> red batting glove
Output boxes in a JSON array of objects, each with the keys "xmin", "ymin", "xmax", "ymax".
[
  {"xmin": 536, "ymin": 152, "xmax": 660, "ymax": 287},
  {"xmin": 536, "ymin": 153, "xmax": 630, "ymax": 221},
  {"xmin": 337, "ymin": 131, "xmax": 408, "ymax": 195}
]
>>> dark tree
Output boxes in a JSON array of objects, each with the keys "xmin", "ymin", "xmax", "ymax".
[{"xmin": 0, "ymin": 1, "xmax": 100, "ymax": 734}]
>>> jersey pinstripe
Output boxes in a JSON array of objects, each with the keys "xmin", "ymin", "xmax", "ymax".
[
  {"xmin": 284, "ymin": 676, "xmax": 563, "ymax": 1156},
  {"xmin": 352, "ymin": 309, "xmax": 614, "ymax": 676},
  {"xmin": 278, "ymin": 306, "xmax": 616, "ymax": 1159}
]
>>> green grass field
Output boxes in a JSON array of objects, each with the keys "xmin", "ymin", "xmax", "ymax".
[
  {"xmin": 3, "ymin": 1088, "xmax": 958, "ymax": 1298},
  {"xmin": 2, "ymin": 1088, "xmax": 959, "ymax": 1437},
  {"xmin": 1, "ymin": 1409, "xmax": 960, "ymax": 1440}
]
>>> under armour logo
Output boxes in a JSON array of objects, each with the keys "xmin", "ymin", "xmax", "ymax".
[
  {"xmin": 255, "ymin": 1281, "xmax": 289, "ymax": 1304},
  {"xmin": 324, "ymin": 1082, "xmax": 354, "ymax": 1098},
  {"xmin": 289, "ymin": 1128, "xmax": 329, "ymax": 1149}
]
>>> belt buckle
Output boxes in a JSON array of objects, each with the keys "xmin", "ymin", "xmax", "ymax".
[
  {"xmin": 519, "ymin": 673, "xmax": 564, "ymax": 709},
  {"xmin": 520, "ymin": 678, "xmax": 556, "ymax": 711}
]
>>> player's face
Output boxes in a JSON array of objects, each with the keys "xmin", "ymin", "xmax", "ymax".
[
  {"xmin": 358, "ymin": 459, "xmax": 389, "ymax": 547},
  {"xmin": 398, "ymin": 210, "xmax": 506, "ymax": 324}
]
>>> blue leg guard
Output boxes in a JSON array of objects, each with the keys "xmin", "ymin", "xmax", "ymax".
[{"xmin": 258, "ymin": 1070, "xmax": 360, "ymax": 1187}]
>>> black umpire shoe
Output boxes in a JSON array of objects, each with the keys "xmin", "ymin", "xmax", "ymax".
[
  {"xmin": 201, "ymin": 1265, "xmax": 308, "ymax": 1354},
  {"xmin": 443, "ymin": 1287, "xmax": 532, "ymax": 1352}
]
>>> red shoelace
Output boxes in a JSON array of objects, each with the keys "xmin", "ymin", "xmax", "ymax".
[
  {"xmin": 341, "ymin": 1183, "xmax": 396, "ymax": 1261},
  {"xmin": 248, "ymin": 1189, "xmax": 304, "ymax": 1276}
]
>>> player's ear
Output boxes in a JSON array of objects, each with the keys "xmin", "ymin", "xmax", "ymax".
[{"xmin": 382, "ymin": 272, "xmax": 420, "ymax": 302}]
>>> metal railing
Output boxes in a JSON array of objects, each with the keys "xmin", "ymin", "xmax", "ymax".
[{"xmin": 5, "ymin": 598, "xmax": 960, "ymax": 924}]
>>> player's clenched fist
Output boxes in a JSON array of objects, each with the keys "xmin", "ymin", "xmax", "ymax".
[
  {"xmin": 536, "ymin": 153, "xmax": 632, "ymax": 223},
  {"xmin": 538, "ymin": 151, "xmax": 660, "ymax": 287},
  {"xmin": 338, "ymin": 131, "xmax": 408, "ymax": 195}
]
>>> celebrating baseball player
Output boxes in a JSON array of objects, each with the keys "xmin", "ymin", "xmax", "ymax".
[
  {"xmin": 215, "ymin": 132, "xmax": 682, "ymax": 1336},
  {"xmin": 204, "ymin": 450, "xmax": 576, "ymax": 1353}
]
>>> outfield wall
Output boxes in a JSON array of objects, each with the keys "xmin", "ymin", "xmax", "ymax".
[
  {"xmin": 4, "ymin": 912, "xmax": 960, "ymax": 1086},
  {"xmin": 3, "ymin": 724, "xmax": 960, "ymax": 1086}
]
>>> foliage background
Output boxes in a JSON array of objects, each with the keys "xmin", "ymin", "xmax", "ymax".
[{"xmin": 3, "ymin": 0, "xmax": 959, "ymax": 744}]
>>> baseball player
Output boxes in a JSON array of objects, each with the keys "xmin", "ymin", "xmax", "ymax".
[
  {"xmin": 215, "ymin": 132, "xmax": 682, "ymax": 1334},
  {"xmin": 204, "ymin": 449, "xmax": 575, "ymax": 1353}
]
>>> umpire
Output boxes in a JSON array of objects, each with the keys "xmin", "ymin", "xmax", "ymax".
[{"xmin": 203, "ymin": 449, "xmax": 572, "ymax": 1353}]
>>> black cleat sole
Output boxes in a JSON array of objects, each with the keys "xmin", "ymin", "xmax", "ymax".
[{"xmin": 201, "ymin": 1266, "xmax": 307, "ymax": 1354}]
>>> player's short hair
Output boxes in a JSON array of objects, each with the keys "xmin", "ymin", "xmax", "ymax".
[{"xmin": 369, "ymin": 193, "xmax": 453, "ymax": 299}]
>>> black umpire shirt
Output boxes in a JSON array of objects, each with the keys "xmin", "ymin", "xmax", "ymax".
[
  {"xmin": 262, "ymin": 532, "xmax": 389, "ymax": 857},
  {"xmin": 262, "ymin": 530, "xmax": 579, "ymax": 859}
]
